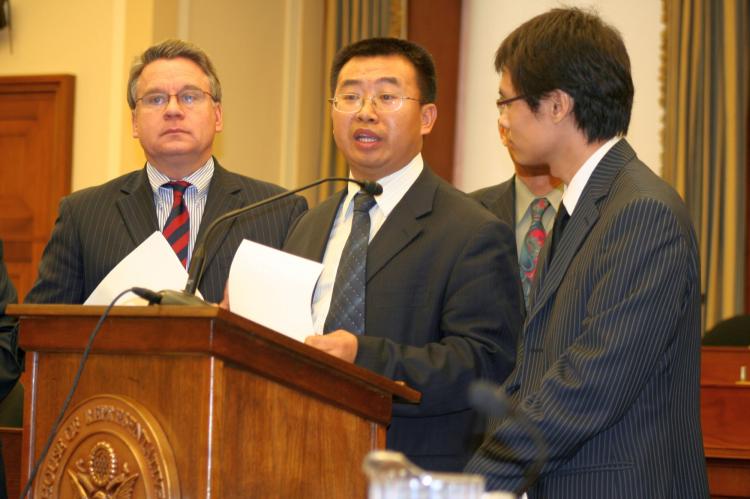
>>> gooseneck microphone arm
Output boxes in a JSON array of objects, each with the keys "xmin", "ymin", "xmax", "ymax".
[
  {"xmin": 468, "ymin": 380, "xmax": 549, "ymax": 495},
  {"xmin": 182, "ymin": 176, "xmax": 382, "ymax": 297}
]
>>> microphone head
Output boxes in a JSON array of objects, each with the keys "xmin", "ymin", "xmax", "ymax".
[
  {"xmin": 362, "ymin": 181, "xmax": 383, "ymax": 196},
  {"xmin": 131, "ymin": 287, "xmax": 163, "ymax": 305},
  {"xmin": 468, "ymin": 379, "xmax": 512, "ymax": 418}
]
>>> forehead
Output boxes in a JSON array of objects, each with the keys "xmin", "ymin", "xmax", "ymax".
[
  {"xmin": 498, "ymin": 71, "xmax": 516, "ymax": 96},
  {"xmin": 137, "ymin": 57, "xmax": 210, "ymax": 91},
  {"xmin": 336, "ymin": 54, "xmax": 418, "ymax": 89}
]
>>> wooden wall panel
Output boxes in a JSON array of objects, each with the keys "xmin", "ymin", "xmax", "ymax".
[
  {"xmin": 408, "ymin": 0, "xmax": 462, "ymax": 183},
  {"xmin": 0, "ymin": 75, "xmax": 74, "ymax": 300}
]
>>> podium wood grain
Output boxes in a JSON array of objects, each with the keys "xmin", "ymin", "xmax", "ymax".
[{"xmin": 10, "ymin": 304, "xmax": 419, "ymax": 498}]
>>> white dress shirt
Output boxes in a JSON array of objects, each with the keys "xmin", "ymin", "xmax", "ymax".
[
  {"xmin": 561, "ymin": 137, "xmax": 621, "ymax": 214},
  {"xmin": 311, "ymin": 154, "xmax": 424, "ymax": 333}
]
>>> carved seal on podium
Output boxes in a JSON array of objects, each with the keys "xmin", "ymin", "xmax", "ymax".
[{"xmin": 34, "ymin": 394, "xmax": 180, "ymax": 498}]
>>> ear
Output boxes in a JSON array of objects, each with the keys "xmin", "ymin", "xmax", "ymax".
[
  {"xmin": 420, "ymin": 103, "xmax": 437, "ymax": 135},
  {"xmin": 214, "ymin": 102, "xmax": 224, "ymax": 132},
  {"xmin": 131, "ymin": 110, "xmax": 139, "ymax": 138},
  {"xmin": 548, "ymin": 89, "xmax": 574, "ymax": 124}
]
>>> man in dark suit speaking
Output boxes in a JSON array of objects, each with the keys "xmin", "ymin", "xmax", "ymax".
[
  {"xmin": 465, "ymin": 8, "xmax": 709, "ymax": 497},
  {"xmin": 25, "ymin": 40, "xmax": 306, "ymax": 304},
  {"xmin": 283, "ymin": 38, "xmax": 523, "ymax": 472}
]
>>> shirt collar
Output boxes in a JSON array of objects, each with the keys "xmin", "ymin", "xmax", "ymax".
[
  {"xmin": 514, "ymin": 176, "xmax": 564, "ymax": 225},
  {"xmin": 343, "ymin": 153, "xmax": 424, "ymax": 217},
  {"xmin": 562, "ymin": 137, "xmax": 621, "ymax": 214},
  {"xmin": 146, "ymin": 157, "xmax": 215, "ymax": 196}
]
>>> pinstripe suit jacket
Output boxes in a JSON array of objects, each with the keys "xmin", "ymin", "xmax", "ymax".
[
  {"xmin": 25, "ymin": 160, "xmax": 307, "ymax": 304},
  {"xmin": 0, "ymin": 241, "xmax": 21, "ymax": 400},
  {"xmin": 466, "ymin": 140, "xmax": 709, "ymax": 498},
  {"xmin": 284, "ymin": 167, "xmax": 523, "ymax": 472}
]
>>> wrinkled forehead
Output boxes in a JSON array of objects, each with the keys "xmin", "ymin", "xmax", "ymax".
[{"xmin": 138, "ymin": 57, "xmax": 210, "ymax": 92}]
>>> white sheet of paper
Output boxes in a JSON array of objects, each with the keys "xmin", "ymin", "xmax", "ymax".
[
  {"xmin": 228, "ymin": 239, "xmax": 323, "ymax": 342},
  {"xmin": 84, "ymin": 231, "xmax": 191, "ymax": 305}
]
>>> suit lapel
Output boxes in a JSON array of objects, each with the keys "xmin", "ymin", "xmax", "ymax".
[
  {"xmin": 196, "ymin": 161, "xmax": 245, "ymax": 268},
  {"xmin": 488, "ymin": 176, "xmax": 515, "ymax": 224},
  {"xmin": 528, "ymin": 139, "xmax": 636, "ymax": 321},
  {"xmin": 116, "ymin": 168, "xmax": 159, "ymax": 245},
  {"xmin": 366, "ymin": 168, "xmax": 435, "ymax": 282},
  {"xmin": 298, "ymin": 190, "xmax": 347, "ymax": 262}
]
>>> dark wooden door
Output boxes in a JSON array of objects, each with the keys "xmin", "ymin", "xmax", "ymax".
[{"xmin": 0, "ymin": 75, "xmax": 74, "ymax": 299}]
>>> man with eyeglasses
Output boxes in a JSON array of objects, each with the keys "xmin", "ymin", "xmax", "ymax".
[
  {"xmin": 471, "ymin": 121, "xmax": 562, "ymax": 311},
  {"xmin": 465, "ymin": 8, "xmax": 708, "ymax": 497},
  {"xmin": 282, "ymin": 38, "xmax": 523, "ymax": 472},
  {"xmin": 25, "ymin": 39, "xmax": 307, "ymax": 304}
]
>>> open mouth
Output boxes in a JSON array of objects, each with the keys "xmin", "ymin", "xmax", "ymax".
[{"xmin": 354, "ymin": 129, "xmax": 381, "ymax": 144}]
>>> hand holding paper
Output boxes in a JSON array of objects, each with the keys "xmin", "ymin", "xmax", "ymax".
[{"xmin": 227, "ymin": 240, "xmax": 322, "ymax": 342}]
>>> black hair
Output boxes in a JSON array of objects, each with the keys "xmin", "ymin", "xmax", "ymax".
[
  {"xmin": 495, "ymin": 7, "xmax": 633, "ymax": 142},
  {"xmin": 330, "ymin": 37, "xmax": 437, "ymax": 103}
]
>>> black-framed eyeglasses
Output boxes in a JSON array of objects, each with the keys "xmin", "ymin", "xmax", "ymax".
[
  {"xmin": 136, "ymin": 89, "xmax": 214, "ymax": 110},
  {"xmin": 329, "ymin": 93, "xmax": 420, "ymax": 113},
  {"xmin": 496, "ymin": 94, "xmax": 527, "ymax": 114}
]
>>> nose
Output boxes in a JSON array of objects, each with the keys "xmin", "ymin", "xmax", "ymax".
[
  {"xmin": 164, "ymin": 94, "xmax": 184, "ymax": 116},
  {"xmin": 356, "ymin": 96, "xmax": 378, "ymax": 122},
  {"xmin": 498, "ymin": 121, "xmax": 510, "ymax": 147},
  {"xmin": 497, "ymin": 112, "xmax": 510, "ymax": 130}
]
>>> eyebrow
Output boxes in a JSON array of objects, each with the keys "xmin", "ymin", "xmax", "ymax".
[
  {"xmin": 142, "ymin": 83, "xmax": 205, "ymax": 94},
  {"xmin": 339, "ymin": 76, "xmax": 401, "ymax": 88}
]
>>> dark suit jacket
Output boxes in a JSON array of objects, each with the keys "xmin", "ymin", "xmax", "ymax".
[
  {"xmin": 284, "ymin": 167, "xmax": 523, "ymax": 472},
  {"xmin": 466, "ymin": 140, "xmax": 709, "ymax": 497},
  {"xmin": 0, "ymin": 241, "xmax": 20, "ymax": 399},
  {"xmin": 470, "ymin": 177, "xmax": 515, "ymax": 230},
  {"xmin": 0, "ymin": 241, "xmax": 20, "ymax": 499},
  {"xmin": 25, "ymin": 160, "xmax": 307, "ymax": 304}
]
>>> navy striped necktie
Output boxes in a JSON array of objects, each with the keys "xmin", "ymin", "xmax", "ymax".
[
  {"xmin": 324, "ymin": 192, "xmax": 376, "ymax": 335},
  {"xmin": 163, "ymin": 181, "xmax": 191, "ymax": 267}
]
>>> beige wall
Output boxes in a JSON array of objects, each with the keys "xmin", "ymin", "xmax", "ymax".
[
  {"xmin": 0, "ymin": 0, "xmax": 127, "ymax": 190},
  {"xmin": 454, "ymin": 0, "xmax": 664, "ymax": 192},
  {"xmin": 0, "ymin": 0, "xmax": 323, "ymax": 192}
]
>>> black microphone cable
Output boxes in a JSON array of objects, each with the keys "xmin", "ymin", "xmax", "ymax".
[{"xmin": 19, "ymin": 287, "xmax": 137, "ymax": 499}]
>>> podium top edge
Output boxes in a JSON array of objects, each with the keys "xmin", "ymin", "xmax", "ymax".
[{"xmin": 6, "ymin": 303, "xmax": 220, "ymax": 318}]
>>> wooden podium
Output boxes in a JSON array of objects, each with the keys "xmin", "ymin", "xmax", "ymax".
[
  {"xmin": 9, "ymin": 304, "xmax": 420, "ymax": 498},
  {"xmin": 701, "ymin": 346, "xmax": 750, "ymax": 498}
]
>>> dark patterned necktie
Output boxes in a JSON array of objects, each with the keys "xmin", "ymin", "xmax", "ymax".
[
  {"xmin": 549, "ymin": 203, "xmax": 570, "ymax": 263},
  {"xmin": 519, "ymin": 197, "xmax": 550, "ymax": 307},
  {"xmin": 163, "ymin": 181, "xmax": 191, "ymax": 268},
  {"xmin": 324, "ymin": 191, "xmax": 377, "ymax": 335}
]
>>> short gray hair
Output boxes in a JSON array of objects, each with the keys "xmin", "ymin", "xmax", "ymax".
[{"xmin": 127, "ymin": 39, "xmax": 222, "ymax": 110}]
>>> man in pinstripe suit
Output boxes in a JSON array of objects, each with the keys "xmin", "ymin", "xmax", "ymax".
[
  {"xmin": 25, "ymin": 40, "xmax": 306, "ymax": 305},
  {"xmin": 466, "ymin": 8, "xmax": 709, "ymax": 497}
]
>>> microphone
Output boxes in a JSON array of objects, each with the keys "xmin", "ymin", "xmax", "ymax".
[
  {"xmin": 146, "ymin": 177, "xmax": 383, "ymax": 305},
  {"xmin": 468, "ymin": 379, "xmax": 512, "ymax": 417},
  {"xmin": 468, "ymin": 380, "xmax": 548, "ymax": 495}
]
